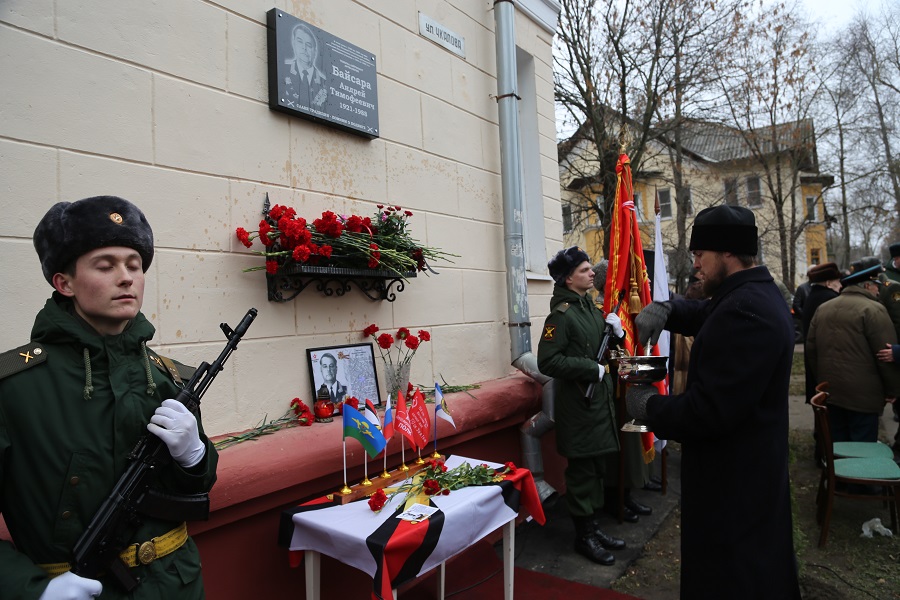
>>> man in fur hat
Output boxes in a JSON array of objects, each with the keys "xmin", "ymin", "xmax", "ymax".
[
  {"xmin": 0, "ymin": 196, "xmax": 218, "ymax": 599},
  {"xmin": 626, "ymin": 205, "xmax": 801, "ymax": 599},
  {"xmin": 538, "ymin": 247, "xmax": 626, "ymax": 566}
]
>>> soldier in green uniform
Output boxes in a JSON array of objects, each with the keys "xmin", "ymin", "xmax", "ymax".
[
  {"xmin": 0, "ymin": 196, "xmax": 218, "ymax": 599},
  {"xmin": 537, "ymin": 247, "xmax": 625, "ymax": 566}
]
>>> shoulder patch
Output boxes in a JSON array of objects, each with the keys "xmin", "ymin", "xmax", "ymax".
[
  {"xmin": 542, "ymin": 324, "xmax": 557, "ymax": 341},
  {"xmin": 146, "ymin": 349, "xmax": 196, "ymax": 386},
  {"xmin": 554, "ymin": 302, "xmax": 570, "ymax": 314},
  {"xmin": 0, "ymin": 343, "xmax": 47, "ymax": 381}
]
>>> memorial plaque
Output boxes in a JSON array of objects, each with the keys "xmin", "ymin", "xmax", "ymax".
[{"xmin": 267, "ymin": 9, "xmax": 379, "ymax": 138}]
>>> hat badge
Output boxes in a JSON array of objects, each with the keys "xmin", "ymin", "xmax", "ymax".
[{"xmin": 109, "ymin": 212, "xmax": 124, "ymax": 225}]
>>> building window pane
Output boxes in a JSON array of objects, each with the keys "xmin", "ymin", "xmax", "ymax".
[
  {"xmin": 562, "ymin": 204, "xmax": 572, "ymax": 233},
  {"xmin": 724, "ymin": 179, "xmax": 738, "ymax": 206},
  {"xmin": 747, "ymin": 177, "xmax": 762, "ymax": 207},
  {"xmin": 806, "ymin": 196, "xmax": 817, "ymax": 221},
  {"xmin": 658, "ymin": 188, "xmax": 673, "ymax": 219},
  {"xmin": 810, "ymin": 248, "xmax": 821, "ymax": 265},
  {"xmin": 634, "ymin": 191, "xmax": 643, "ymax": 221}
]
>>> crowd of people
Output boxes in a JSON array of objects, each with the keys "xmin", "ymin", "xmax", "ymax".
[{"xmin": 541, "ymin": 207, "xmax": 900, "ymax": 599}]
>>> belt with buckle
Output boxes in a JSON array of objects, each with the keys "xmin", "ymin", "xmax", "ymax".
[{"xmin": 39, "ymin": 522, "xmax": 188, "ymax": 577}]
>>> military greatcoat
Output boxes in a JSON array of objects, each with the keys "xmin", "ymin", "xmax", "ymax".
[
  {"xmin": 0, "ymin": 294, "xmax": 218, "ymax": 599},
  {"xmin": 538, "ymin": 285, "xmax": 619, "ymax": 460}
]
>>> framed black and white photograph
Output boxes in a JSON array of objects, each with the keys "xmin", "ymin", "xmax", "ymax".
[
  {"xmin": 266, "ymin": 8, "xmax": 380, "ymax": 138},
  {"xmin": 307, "ymin": 343, "xmax": 381, "ymax": 407}
]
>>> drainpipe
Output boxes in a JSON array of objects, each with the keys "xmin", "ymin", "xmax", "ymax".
[{"xmin": 493, "ymin": 0, "xmax": 557, "ymax": 504}]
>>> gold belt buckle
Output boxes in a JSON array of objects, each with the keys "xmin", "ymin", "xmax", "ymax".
[{"xmin": 137, "ymin": 540, "xmax": 158, "ymax": 565}]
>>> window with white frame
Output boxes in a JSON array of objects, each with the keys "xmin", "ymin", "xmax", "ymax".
[
  {"xmin": 633, "ymin": 191, "xmax": 643, "ymax": 221},
  {"xmin": 658, "ymin": 188, "xmax": 673, "ymax": 219},
  {"xmin": 746, "ymin": 176, "xmax": 762, "ymax": 207}
]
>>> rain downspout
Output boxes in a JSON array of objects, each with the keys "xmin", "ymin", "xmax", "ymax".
[{"xmin": 493, "ymin": 0, "xmax": 556, "ymax": 504}]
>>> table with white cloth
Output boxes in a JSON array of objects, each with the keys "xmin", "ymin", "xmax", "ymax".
[{"xmin": 278, "ymin": 455, "xmax": 546, "ymax": 600}]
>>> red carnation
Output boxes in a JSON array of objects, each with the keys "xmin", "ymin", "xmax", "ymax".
[
  {"xmin": 423, "ymin": 479, "xmax": 441, "ymax": 496},
  {"xmin": 265, "ymin": 260, "xmax": 279, "ymax": 274},
  {"xmin": 396, "ymin": 327, "xmax": 410, "ymax": 340},
  {"xmin": 505, "ymin": 461, "xmax": 517, "ymax": 473},
  {"xmin": 344, "ymin": 396, "xmax": 359, "ymax": 410},
  {"xmin": 404, "ymin": 336, "xmax": 420, "ymax": 351},
  {"xmin": 368, "ymin": 488, "xmax": 388, "ymax": 512},
  {"xmin": 235, "ymin": 227, "xmax": 252, "ymax": 248},
  {"xmin": 269, "ymin": 204, "xmax": 286, "ymax": 220},
  {"xmin": 418, "ymin": 330, "xmax": 431, "ymax": 342},
  {"xmin": 292, "ymin": 245, "xmax": 312, "ymax": 262},
  {"xmin": 319, "ymin": 245, "xmax": 333, "ymax": 259},
  {"xmin": 259, "ymin": 221, "xmax": 274, "ymax": 246},
  {"xmin": 363, "ymin": 324, "xmax": 379, "ymax": 337},
  {"xmin": 377, "ymin": 333, "xmax": 394, "ymax": 349}
]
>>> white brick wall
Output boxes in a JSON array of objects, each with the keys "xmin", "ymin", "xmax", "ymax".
[{"xmin": 0, "ymin": 0, "xmax": 559, "ymax": 436}]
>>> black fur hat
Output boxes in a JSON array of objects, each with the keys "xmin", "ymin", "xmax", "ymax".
[
  {"xmin": 688, "ymin": 205, "xmax": 758, "ymax": 255},
  {"xmin": 548, "ymin": 246, "xmax": 590, "ymax": 286},
  {"xmin": 34, "ymin": 196, "xmax": 154, "ymax": 284}
]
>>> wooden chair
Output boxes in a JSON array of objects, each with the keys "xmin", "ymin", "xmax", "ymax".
[
  {"xmin": 810, "ymin": 390, "xmax": 900, "ymax": 547},
  {"xmin": 813, "ymin": 383, "xmax": 894, "ymax": 460}
]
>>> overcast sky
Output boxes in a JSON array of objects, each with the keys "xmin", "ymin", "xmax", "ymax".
[{"xmin": 798, "ymin": 0, "xmax": 878, "ymax": 31}]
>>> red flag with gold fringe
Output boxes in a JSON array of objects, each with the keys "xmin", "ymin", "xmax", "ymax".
[{"xmin": 602, "ymin": 152, "xmax": 664, "ymax": 463}]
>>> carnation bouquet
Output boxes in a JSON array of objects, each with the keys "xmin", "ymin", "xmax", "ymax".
[
  {"xmin": 236, "ymin": 202, "xmax": 454, "ymax": 278},
  {"xmin": 363, "ymin": 324, "xmax": 430, "ymax": 368},
  {"xmin": 367, "ymin": 458, "xmax": 516, "ymax": 512}
]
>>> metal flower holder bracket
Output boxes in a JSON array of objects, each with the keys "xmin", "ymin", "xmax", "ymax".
[{"xmin": 267, "ymin": 264, "xmax": 416, "ymax": 302}]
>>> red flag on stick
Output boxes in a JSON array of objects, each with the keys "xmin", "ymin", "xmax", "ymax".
[
  {"xmin": 408, "ymin": 388, "xmax": 431, "ymax": 449},
  {"xmin": 394, "ymin": 391, "xmax": 417, "ymax": 449},
  {"xmin": 603, "ymin": 152, "xmax": 664, "ymax": 463}
]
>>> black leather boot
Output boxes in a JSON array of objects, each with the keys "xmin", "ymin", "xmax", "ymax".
[
  {"xmin": 573, "ymin": 517, "xmax": 615, "ymax": 565},
  {"xmin": 624, "ymin": 492, "xmax": 652, "ymax": 516},
  {"xmin": 590, "ymin": 514, "xmax": 626, "ymax": 550}
]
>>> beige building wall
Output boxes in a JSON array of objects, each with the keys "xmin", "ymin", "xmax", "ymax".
[{"xmin": 0, "ymin": 0, "xmax": 562, "ymax": 436}]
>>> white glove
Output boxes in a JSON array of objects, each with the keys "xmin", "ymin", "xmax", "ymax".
[
  {"xmin": 604, "ymin": 312, "xmax": 624, "ymax": 338},
  {"xmin": 147, "ymin": 399, "xmax": 206, "ymax": 468},
  {"xmin": 39, "ymin": 571, "xmax": 102, "ymax": 600}
]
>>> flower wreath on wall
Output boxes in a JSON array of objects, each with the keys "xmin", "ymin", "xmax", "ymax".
[{"xmin": 236, "ymin": 201, "xmax": 454, "ymax": 278}]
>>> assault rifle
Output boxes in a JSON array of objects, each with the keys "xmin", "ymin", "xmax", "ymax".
[
  {"xmin": 584, "ymin": 292, "xmax": 624, "ymax": 400},
  {"xmin": 71, "ymin": 308, "xmax": 258, "ymax": 591}
]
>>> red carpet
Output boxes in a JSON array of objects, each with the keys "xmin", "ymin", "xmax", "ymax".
[{"xmin": 398, "ymin": 539, "xmax": 641, "ymax": 600}]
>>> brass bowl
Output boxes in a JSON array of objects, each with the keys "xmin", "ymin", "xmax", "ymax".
[{"xmin": 617, "ymin": 355, "xmax": 668, "ymax": 384}]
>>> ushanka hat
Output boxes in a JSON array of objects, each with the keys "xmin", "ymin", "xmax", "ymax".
[
  {"xmin": 807, "ymin": 262, "xmax": 841, "ymax": 283},
  {"xmin": 688, "ymin": 205, "xmax": 758, "ymax": 255},
  {"xmin": 34, "ymin": 195, "xmax": 154, "ymax": 285},
  {"xmin": 890, "ymin": 243, "xmax": 900, "ymax": 258},
  {"xmin": 548, "ymin": 246, "xmax": 590, "ymax": 286}
]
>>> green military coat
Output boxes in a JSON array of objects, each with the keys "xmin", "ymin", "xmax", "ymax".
[
  {"xmin": 537, "ymin": 286, "xmax": 619, "ymax": 458},
  {"xmin": 0, "ymin": 295, "xmax": 218, "ymax": 599}
]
